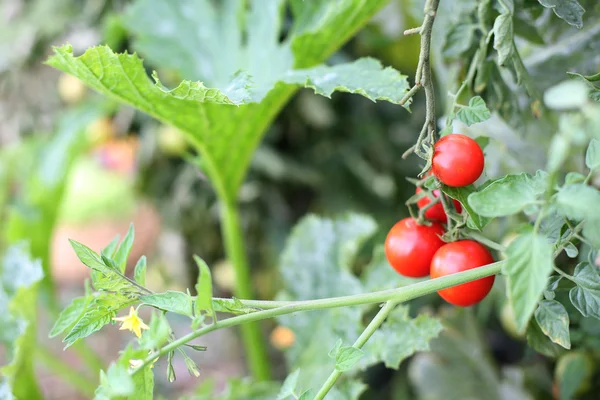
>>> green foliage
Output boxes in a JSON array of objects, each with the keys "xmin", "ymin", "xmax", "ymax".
[
  {"xmin": 0, "ymin": 245, "xmax": 44, "ymax": 399},
  {"xmin": 95, "ymin": 364, "xmax": 135, "ymax": 400},
  {"xmin": 140, "ymin": 292, "xmax": 194, "ymax": 318},
  {"xmin": 569, "ymin": 262, "xmax": 600, "ymax": 319},
  {"xmin": 276, "ymin": 214, "xmax": 442, "ymax": 395},
  {"xmin": 504, "ymin": 232, "xmax": 555, "ymax": 333},
  {"xmin": 538, "ymin": 0, "xmax": 585, "ymax": 29},
  {"xmin": 455, "ymin": 96, "xmax": 492, "ymax": 126},
  {"xmin": 193, "ymin": 255, "xmax": 216, "ymax": 327},
  {"xmin": 534, "ymin": 300, "xmax": 571, "ymax": 349},
  {"xmin": 139, "ymin": 313, "xmax": 171, "ymax": 351}
]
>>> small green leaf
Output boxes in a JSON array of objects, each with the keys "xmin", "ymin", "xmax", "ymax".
[
  {"xmin": 534, "ymin": 300, "xmax": 571, "ymax": 349},
  {"xmin": 504, "ymin": 232, "xmax": 554, "ymax": 333},
  {"xmin": 193, "ymin": 256, "xmax": 215, "ymax": 327},
  {"xmin": 212, "ymin": 298, "xmax": 259, "ymax": 315},
  {"xmin": 538, "ymin": 0, "xmax": 585, "ymax": 29},
  {"xmin": 134, "ymin": 256, "xmax": 147, "ymax": 286},
  {"xmin": 565, "ymin": 172, "xmax": 586, "ymax": 184},
  {"xmin": 455, "ymin": 97, "xmax": 491, "ymax": 126},
  {"xmin": 49, "ymin": 296, "xmax": 92, "ymax": 338},
  {"xmin": 441, "ymin": 185, "xmax": 490, "ymax": 230},
  {"xmin": 101, "ymin": 235, "xmax": 120, "ymax": 259},
  {"xmin": 114, "ymin": 223, "xmax": 135, "ymax": 273},
  {"xmin": 544, "ymin": 80, "xmax": 589, "ymax": 110},
  {"xmin": 526, "ymin": 318, "xmax": 565, "ymax": 358},
  {"xmin": 556, "ymin": 184, "xmax": 600, "ymax": 221},
  {"xmin": 96, "ymin": 364, "xmax": 135, "ymax": 399},
  {"xmin": 569, "ymin": 262, "xmax": 600, "ymax": 319},
  {"xmin": 328, "ymin": 339, "xmax": 343, "ymax": 358},
  {"xmin": 583, "ymin": 219, "xmax": 600, "ymax": 248},
  {"xmin": 68, "ymin": 239, "xmax": 112, "ymax": 275},
  {"xmin": 564, "ymin": 243, "xmax": 579, "ymax": 258},
  {"xmin": 468, "ymin": 172, "xmax": 547, "ymax": 217},
  {"xmin": 493, "ymin": 13, "xmax": 514, "ymax": 65},
  {"xmin": 139, "ymin": 313, "xmax": 171, "ymax": 351},
  {"xmin": 334, "ymin": 346, "xmax": 363, "ymax": 372},
  {"xmin": 443, "ymin": 23, "xmax": 476, "ymax": 58},
  {"xmin": 140, "ymin": 291, "xmax": 193, "ymax": 317},
  {"xmin": 585, "ymin": 139, "xmax": 600, "ymax": 170},
  {"xmin": 277, "ymin": 369, "xmax": 300, "ymax": 400}
]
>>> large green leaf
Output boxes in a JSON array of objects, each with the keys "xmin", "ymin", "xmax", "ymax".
[
  {"xmin": 538, "ymin": 0, "xmax": 585, "ymax": 29},
  {"xmin": 569, "ymin": 262, "xmax": 600, "ymax": 319},
  {"xmin": 276, "ymin": 214, "xmax": 375, "ymax": 392},
  {"xmin": 534, "ymin": 300, "xmax": 571, "ymax": 349},
  {"xmin": 503, "ymin": 232, "xmax": 554, "ymax": 334},
  {"xmin": 409, "ymin": 308, "xmax": 532, "ymax": 400},
  {"xmin": 46, "ymin": 0, "xmax": 399, "ymax": 200}
]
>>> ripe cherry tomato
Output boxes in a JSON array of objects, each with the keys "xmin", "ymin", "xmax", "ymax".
[
  {"xmin": 416, "ymin": 187, "xmax": 463, "ymax": 223},
  {"xmin": 430, "ymin": 240, "xmax": 495, "ymax": 306},
  {"xmin": 432, "ymin": 134, "xmax": 484, "ymax": 187},
  {"xmin": 385, "ymin": 218, "xmax": 445, "ymax": 278}
]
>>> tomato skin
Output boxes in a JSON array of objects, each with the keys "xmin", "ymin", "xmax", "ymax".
[
  {"xmin": 385, "ymin": 218, "xmax": 446, "ymax": 278},
  {"xmin": 432, "ymin": 134, "xmax": 484, "ymax": 187},
  {"xmin": 416, "ymin": 187, "xmax": 462, "ymax": 223},
  {"xmin": 430, "ymin": 240, "xmax": 495, "ymax": 306}
]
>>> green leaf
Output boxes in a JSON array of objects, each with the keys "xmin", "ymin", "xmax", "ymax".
[
  {"xmin": 114, "ymin": 223, "xmax": 134, "ymax": 273},
  {"xmin": 556, "ymin": 184, "xmax": 600, "ymax": 221},
  {"xmin": 277, "ymin": 369, "xmax": 300, "ymax": 400},
  {"xmin": 493, "ymin": 13, "xmax": 514, "ymax": 65},
  {"xmin": 131, "ymin": 365, "xmax": 154, "ymax": 400},
  {"xmin": 298, "ymin": 390, "xmax": 314, "ymax": 400},
  {"xmin": 193, "ymin": 255, "xmax": 215, "ymax": 327},
  {"xmin": 276, "ymin": 213, "xmax": 375, "ymax": 391},
  {"xmin": 544, "ymin": 80, "xmax": 589, "ymax": 111},
  {"xmin": 534, "ymin": 300, "xmax": 571, "ymax": 349},
  {"xmin": 139, "ymin": 313, "xmax": 171, "ymax": 351},
  {"xmin": 68, "ymin": 239, "xmax": 113, "ymax": 275},
  {"xmin": 538, "ymin": 0, "xmax": 585, "ymax": 29},
  {"xmin": 134, "ymin": 256, "xmax": 147, "ymax": 286},
  {"xmin": 330, "ymin": 343, "xmax": 363, "ymax": 372},
  {"xmin": 409, "ymin": 308, "xmax": 530, "ymax": 400},
  {"xmin": 567, "ymin": 71, "xmax": 600, "ymax": 102},
  {"xmin": 564, "ymin": 243, "xmax": 579, "ymax": 258},
  {"xmin": 49, "ymin": 296, "xmax": 92, "ymax": 338},
  {"xmin": 212, "ymin": 298, "xmax": 259, "ymax": 315},
  {"xmin": 565, "ymin": 172, "xmax": 586, "ymax": 184},
  {"xmin": 556, "ymin": 353, "xmax": 588, "ymax": 400},
  {"xmin": 468, "ymin": 172, "xmax": 547, "ymax": 217},
  {"xmin": 569, "ymin": 262, "xmax": 600, "ymax": 319},
  {"xmin": 284, "ymin": 58, "xmax": 410, "ymax": 107},
  {"xmin": 583, "ymin": 219, "xmax": 600, "ymax": 248},
  {"xmin": 63, "ymin": 294, "xmax": 133, "ymax": 348},
  {"xmin": 95, "ymin": 364, "xmax": 135, "ymax": 399},
  {"xmin": 443, "ymin": 23, "xmax": 477, "ymax": 58},
  {"xmin": 503, "ymin": 232, "xmax": 554, "ymax": 333},
  {"xmin": 101, "ymin": 235, "xmax": 120, "ymax": 259},
  {"xmin": 362, "ymin": 306, "xmax": 443, "ymax": 370},
  {"xmin": 585, "ymin": 139, "xmax": 600, "ymax": 170},
  {"xmin": 47, "ymin": 0, "xmax": 394, "ymax": 201},
  {"xmin": 455, "ymin": 96, "xmax": 491, "ymax": 126},
  {"xmin": 140, "ymin": 291, "xmax": 194, "ymax": 317},
  {"xmin": 442, "ymin": 185, "xmax": 490, "ymax": 230},
  {"xmin": 526, "ymin": 318, "xmax": 565, "ymax": 358}
]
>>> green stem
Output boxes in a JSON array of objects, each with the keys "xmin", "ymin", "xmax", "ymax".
[
  {"xmin": 36, "ymin": 345, "xmax": 96, "ymax": 398},
  {"xmin": 314, "ymin": 300, "xmax": 398, "ymax": 400},
  {"xmin": 220, "ymin": 199, "xmax": 271, "ymax": 381},
  {"xmin": 131, "ymin": 261, "xmax": 503, "ymax": 375},
  {"xmin": 467, "ymin": 231, "xmax": 505, "ymax": 252}
]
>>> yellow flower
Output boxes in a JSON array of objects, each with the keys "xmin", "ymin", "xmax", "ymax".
[{"xmin": 113, "ymin": 307, "xmax": 149, "ymax": 338}]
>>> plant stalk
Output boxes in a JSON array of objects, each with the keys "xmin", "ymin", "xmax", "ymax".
[
  {"xmin": 131, "ymin": 261, "xmax": 503, "ymax": 375},
  {"xmin": 220, "ymin": 199, "xmax": 271, "ymax": 380}
]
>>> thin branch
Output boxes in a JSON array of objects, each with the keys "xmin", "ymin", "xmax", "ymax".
[
  {"xmin": 130, "ymin": 261, "xmax": 503, "ymax": 375},
  {"xmin": 314, "ymin": 301, "xmax": 398, "ymax": 400}
]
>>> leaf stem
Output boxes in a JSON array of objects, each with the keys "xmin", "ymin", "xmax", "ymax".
[
  {"xmin": 467, "ymin": 231, "xmax": 505, "ymax": 252},
  {"xmin": 313, "ymin": 300, "xmax": 398, "ymax": 400},
  {"xmin": 220, "ymin": 199, "xmax": 271, "ymax": 380},
  {"xmin": 131, "ymin": 261, "xmax": 503, "ymax": 375}
]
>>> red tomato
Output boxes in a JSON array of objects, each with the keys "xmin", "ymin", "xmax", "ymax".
[
  {"xmin": 432, "ymin": 134, "xmax": 484, "ymax": 187},
  {"xmin": 430, "ymin": 240, "xmax": 495, "ymax": 306},
  {"xmin": 416, "ymin": 187, "xmax": 463, "ymax": 223},
  {"xmin": 384, "ymin": 218, "xmax": 445, "ymax": 278}
]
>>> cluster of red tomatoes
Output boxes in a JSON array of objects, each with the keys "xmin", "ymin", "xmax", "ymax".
[{"xmin": 385, "ymin": 134, "xmax": 495, "ymax": 307}]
